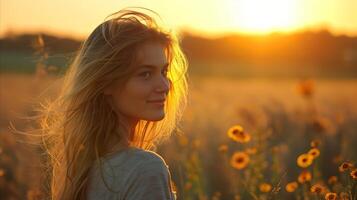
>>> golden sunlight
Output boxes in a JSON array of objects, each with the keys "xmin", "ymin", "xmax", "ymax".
[{"xmin": 226, "ymin": 0, "xmax": 298, "ymax": 34}]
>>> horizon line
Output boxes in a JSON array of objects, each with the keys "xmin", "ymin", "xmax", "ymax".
[{"xmin": 1, "ymin": 26, "xmax": 357, "ymax": 41}]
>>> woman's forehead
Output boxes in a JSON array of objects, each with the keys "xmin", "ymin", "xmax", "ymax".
[{"xmin": 136, "ymin": 42, "xmax": 168, "ymax": 68}]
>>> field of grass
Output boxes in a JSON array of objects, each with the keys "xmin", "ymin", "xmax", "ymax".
[{"xmin": 0, "ymin": 72, "xmax": 356, "ymax": 200}]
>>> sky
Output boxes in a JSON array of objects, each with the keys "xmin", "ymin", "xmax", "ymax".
[{"xmin": 1, "ymin": 0, "xmax": 357, "ymax": 39}]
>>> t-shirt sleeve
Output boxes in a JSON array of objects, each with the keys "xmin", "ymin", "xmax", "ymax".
[{"xmin": 122, "ymin": 160, "xmax": 174, "ymax": 200}]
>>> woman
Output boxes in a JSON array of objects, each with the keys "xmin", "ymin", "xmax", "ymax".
[{"xmin": 40, "ymin": 8, "xmax": 188, "ymax": 200}]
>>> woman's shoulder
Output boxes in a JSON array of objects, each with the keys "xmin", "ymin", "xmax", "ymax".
[
  {"xmin": 90, "ymin": 147, "xmax": 170, "ymax": 185},
  {"xmin": 111, "ymin": 148, "xmax": 175, "ymax": 200},
  {"xmin": 132, "ymin": 148, "xmax": 168, "ymax": 166},
  {"xmin": 104, "ymin": 146, "xmax": 168, "ymax": 169},
  {"xmin": 87, "ymin": 147, "xmax": 173, "ymax": 199}
]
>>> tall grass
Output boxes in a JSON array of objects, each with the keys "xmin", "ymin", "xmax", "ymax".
[{"xmin": 0, "ymin": 36, "xmax": 356, "ymax": 199}]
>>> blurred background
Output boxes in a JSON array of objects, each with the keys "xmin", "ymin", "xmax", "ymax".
[{"xmin": 1, "ymin": 0, "xmax": 357, "ymax": 199}]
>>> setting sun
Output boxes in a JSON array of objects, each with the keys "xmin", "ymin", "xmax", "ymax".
[
  {"xmin": 226, "ymin": 0, "xmax": 298, "ymax": 33},
  {"xmin": 0, "ymin": 0, "xmax": 357, "ymax": 38}
]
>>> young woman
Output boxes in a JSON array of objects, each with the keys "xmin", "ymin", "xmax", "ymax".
[{"xmin": 39, "ymin": 8, "xmax": 188, "ymax": 200}]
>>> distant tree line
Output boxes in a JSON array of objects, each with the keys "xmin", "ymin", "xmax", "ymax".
[{"xmin": 1, "ymin": 30, "xmax": 357, "ymax": 69}]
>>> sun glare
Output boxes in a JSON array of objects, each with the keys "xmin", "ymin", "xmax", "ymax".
[{"xmin": 226, "ymin": 0, "xmax": 298, "ymax": 34}]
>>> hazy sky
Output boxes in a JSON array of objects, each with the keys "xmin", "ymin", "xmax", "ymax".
[{"xmin": 1, "ymin": 0, "xmax": 357, "ymax": 39}]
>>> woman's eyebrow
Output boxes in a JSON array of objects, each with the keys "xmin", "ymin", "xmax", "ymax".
[{"xmin": 138, "ymin": 63, "xmax": 169, "ymax": 70}]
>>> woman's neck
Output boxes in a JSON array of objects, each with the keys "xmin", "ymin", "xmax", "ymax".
[{"xmin": 105, "ymin": 114, "xmax": 139, "ymax": 156}]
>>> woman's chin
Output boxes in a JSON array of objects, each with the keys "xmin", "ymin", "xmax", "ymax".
[{"xmin": 145, "ymin": 112, "xmax": 165, "ymax": 121}]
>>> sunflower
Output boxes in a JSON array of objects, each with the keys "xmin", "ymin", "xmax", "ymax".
[
  {"xmin": 297, "ymin": 153, "xmax": 314, "ymax": 168},
  {"xmin": 310, "ymin": 183, "xmax": 326, "ymax": 194},
  {"xmin": 178, "ymin": 135, "xmax": 189, "ymax": 146},
  {"xmin": 310, "ymin": 139, "xmax": 321, "ymax": 148},
  {"xmin": 234, "ymin": 195, "xmax": 241, "ymax": 200},
  {"xmin": 325, "ymin": 192, "xmax": 337, "ymax": 200},
  {"xmin": 259, "ymin": 183, "xmax": 272, "ymax": 193},
  {"xmin": 0, "ymin": 169, "xmax": 5, "ymax": 177},
  {"xmin": 339, "ymin": 192, "xmax": 349, "ymax": 200},
  {"xmin": 298, "ymin": 170, "xmax": 312, "ymax": 183},
  {"xmin": 338, "ymin": 162, "xmax": 354, "ymax": 172},
  {"xmin": 227, "ymin": 125, "xmax": 251, "ymax": 143},
  {"xmin": 308, "ymin": 148, "xmax": 320, "ymax": 159},
  {"xmin": 297, "ymin": 79, "xmax": 314, "ymax": 98},
  {"xmin": 327, "ymin": 176, "xmax": 338, "ymax": 185},
  {"xmin": 312, "ymin": 117, "xmax": 334, "ymax": 133},
  {"xmin": 230, "ymin": 151, "xmax": 250, "ymax": 170},
  {"xmin": 272, "ymin": 146, "xmax": 281, "ymax": 154},
  {"xmin": 212, "ymin": 192, "xmax": 221, "ymax": 198},
  {"xmin": 27, "ymin": 188, "xmax": 42, "ymax": 200},
  {"xmin": 184, "ymin": 182, "xmax": 192, "ymax": 190},
  {"xmin": 218, "ymin": 144, "xmax": 228, "ymax": 153},
  {"xmin": 350, "ymin": 169, "xmax": 357, "ymax": 179},
  {"xmin": 285, "ymin": 181, "xmax": 298, "ymax": 192},
  {"xmin": 192, "ymin": 139, "xmax": 201, "ymax": 149}
]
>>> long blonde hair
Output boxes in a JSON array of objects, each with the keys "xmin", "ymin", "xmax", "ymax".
[{"xmin": 39, "ymin": 8, "xmax": 188, "ymax": 200}]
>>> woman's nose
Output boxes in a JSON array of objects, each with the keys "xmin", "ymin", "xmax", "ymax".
[{"xmin": 155, "ymin": 76, "xmax": 170, "ymax": 93}]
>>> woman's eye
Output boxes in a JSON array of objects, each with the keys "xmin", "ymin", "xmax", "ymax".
[{"xmin": 139, "ymin": 71, "xmax": 151, "ymax": 78}]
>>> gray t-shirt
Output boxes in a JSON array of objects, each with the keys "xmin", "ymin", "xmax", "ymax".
[{"xmin": 87, "ymin": 147, "xmax": 176, "ymax": 200}]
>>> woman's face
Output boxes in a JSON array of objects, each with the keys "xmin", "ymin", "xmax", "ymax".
[{"xmin": 105, "ymin": 42, "xmax": 170, "ymax": 123}]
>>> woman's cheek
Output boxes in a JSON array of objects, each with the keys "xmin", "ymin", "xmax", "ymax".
[{"xmin": 133, "ymin": 81, "xmax": 154, "ymax": 98}]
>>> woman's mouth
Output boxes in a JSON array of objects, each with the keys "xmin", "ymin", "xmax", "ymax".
[{"xmin": 147, "ymin": 99, "xmax": 165, "ymax": 106}]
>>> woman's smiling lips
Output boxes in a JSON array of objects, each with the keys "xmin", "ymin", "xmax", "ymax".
[{"xmin": 147, "ymin": 99, "xmax": 165, "ymax": 106}]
